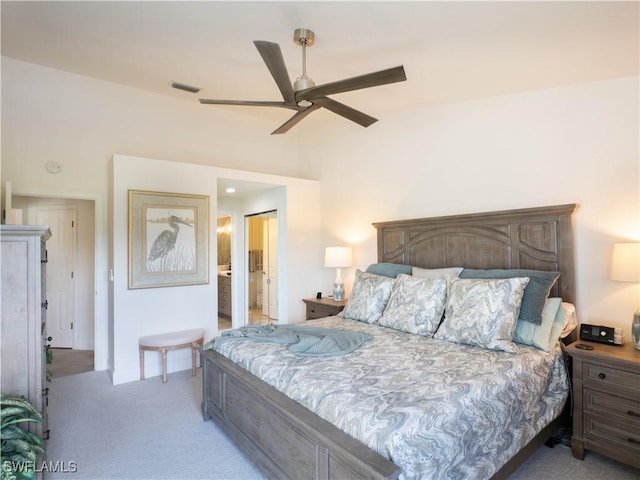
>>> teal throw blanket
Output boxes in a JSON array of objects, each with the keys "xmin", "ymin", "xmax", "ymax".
[{"xmin": 206, "ymin": 324, "xmax": 373, "ymax": 357}]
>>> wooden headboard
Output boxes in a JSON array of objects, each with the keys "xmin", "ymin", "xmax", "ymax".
[{"xmin": 372, "ymin": 204, "xmax": 577, "ymax": 304}]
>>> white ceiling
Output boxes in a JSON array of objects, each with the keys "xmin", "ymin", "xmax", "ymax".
[{"xmin": 2, "ymin": 1, "xmax": 638, "ymax": 123}]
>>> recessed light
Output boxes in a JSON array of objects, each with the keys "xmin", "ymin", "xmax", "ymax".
[{"xmin": 225, "ymin": 187, "xmax": 236, "ymax": 194}]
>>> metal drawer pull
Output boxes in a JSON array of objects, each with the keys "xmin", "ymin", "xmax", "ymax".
[
  {"xmin": 598, "ymin": 373, "xmax": 606, "ymax": 379},
  {"xmin": 628, "ymin": 411, "xmax": 640, "ymax": 418}
]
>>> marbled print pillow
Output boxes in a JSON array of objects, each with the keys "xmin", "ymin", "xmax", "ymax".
[
  {"xmin": 338, "ymin": 269, "xmax": 395, "ymax": 324},
  {"xmin": 434, "ymin": 277, "xmax": 530, "ymax": 353},
  {"xmin": 378, "ymin": 274, "xmax": 447, "ymax": 336}
]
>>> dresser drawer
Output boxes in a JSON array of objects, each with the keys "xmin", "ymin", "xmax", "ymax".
[
  {"xmin": 218, "ymin": 274, "xmax": 231, "ymax": 286},
  {"xmin": 585, "ymin": 389, "xmax": 640, "ymax": 421},
  {"xmin": 584, "ymin": 411, "xmax": 640, "ymax": 467},
  {"xmin": 219, "ymin": 295, "xmax": 230, "ymax": 309},
  {"xmin": 583, "ymin": 361, "xmax": 640, "ymax": 397}
]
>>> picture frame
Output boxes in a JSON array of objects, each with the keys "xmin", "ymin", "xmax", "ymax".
[{"xmin": 128, "ymin": 190, "xmax": 209, "ymax": 289}]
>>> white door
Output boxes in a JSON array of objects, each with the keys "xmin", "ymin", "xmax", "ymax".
[
  {"xmin": 262, "ymin": 213, "xmax": 278, "ymax": 320},
  {"xmin": 36, "ymin": 207, "xmax": 76, "ymax": 348}
]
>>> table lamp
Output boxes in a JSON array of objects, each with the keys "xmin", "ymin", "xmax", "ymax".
[
  {"xmin": 324, "ymin": 246, "xmax": 353, "ymax": 301},
  {"xmin": 611, "ymin": 242, "xmax": 640, "ymax": 350}
]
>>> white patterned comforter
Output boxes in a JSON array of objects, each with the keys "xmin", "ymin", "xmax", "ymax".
[{"xmin": 213, "ymin": 316, "xmax": 569, "ymax": 480}]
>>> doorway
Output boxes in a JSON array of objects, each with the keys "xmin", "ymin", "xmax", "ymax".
[
  {"xmin": 11, "ymin": 195, "xmax": 96, "ymax": 355},
  {"xmin": 246, "ymin": 210, "xmax": 278, "ymax": 325}
]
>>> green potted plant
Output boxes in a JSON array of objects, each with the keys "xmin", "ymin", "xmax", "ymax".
[{"xmin": 1, "ymin": 395, "xmax": 44, "ymax": 480}]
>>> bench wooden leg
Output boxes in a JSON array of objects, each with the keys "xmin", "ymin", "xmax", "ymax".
[
  {"xmin": 191, "ymin": 342, "xmax": 197, "ymax": 376},
  {"xmin": 139, "ymin": 347, "xmax": 145, "ymax": 380},
  {"xmin": 161, "ymin": 348, "xmax": 168, "ymax": 383}
]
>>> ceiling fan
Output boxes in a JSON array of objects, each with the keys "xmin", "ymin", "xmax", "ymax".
[{"xmin": 199, "ymin": 28, "xmax": 407, "ymax": 135}]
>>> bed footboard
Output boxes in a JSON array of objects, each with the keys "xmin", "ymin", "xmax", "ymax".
[{"xmin": 201, "ymin": 349, "xmax": 401, "ymax": 480}]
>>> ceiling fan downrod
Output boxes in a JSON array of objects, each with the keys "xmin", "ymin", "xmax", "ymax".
[{"xmin": 293, "ymin": 28, "xmax": 315, "ymax": 106}]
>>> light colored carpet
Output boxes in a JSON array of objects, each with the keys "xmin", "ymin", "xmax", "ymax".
[
  {"xmin": 46, "ymin": 369, "xmax": 264, "ymax": 479},
  {"xmin": 46, "ymin": 369, "xmax": 638, "ymax": 480}
]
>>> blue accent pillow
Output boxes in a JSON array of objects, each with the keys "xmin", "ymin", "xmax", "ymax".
[
  {"xmin": 513, "ymin": 297, "xmax": 563, "ymax": 351},
  {"xmin": 459, "ymin": 268, "xmax": 560, "ymax": 325},
  {"xmin": 366, "ymin": 263, "xmax": 413, "ymax": 278}
]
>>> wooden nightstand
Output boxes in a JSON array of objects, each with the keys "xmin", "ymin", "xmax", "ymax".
[
  {"xmin": 565, "ymin": 339, "xmax": 640, "ymax": 468},
  {"xmin": 302, "ymin": 297, "xmax": 347, "ymax": 320}
]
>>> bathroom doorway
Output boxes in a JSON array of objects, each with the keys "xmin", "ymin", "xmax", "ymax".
[{"xmin": 246, "ymin": 210, "xmax": 278, "ymax": 325}]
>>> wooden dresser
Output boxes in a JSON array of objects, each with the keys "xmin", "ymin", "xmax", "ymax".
[
  {"xmin": 566, "ymin": 339, "xmax": 640, "ymax": 468},
  {"xmin": 302, "ymin": 297, "xmax": 347, "ymax": 320},
  {"xmin": 1, "ymin": 225, "xmax": 51, "ymax": 440}
]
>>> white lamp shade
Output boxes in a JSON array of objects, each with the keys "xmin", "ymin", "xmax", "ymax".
[
  {"xmin": 324, "ymin": 246, "xmax": 353, "ymax": 268},
  {"xmin": 611, "ymin": 243, "xmax": 640, "ymax": 282}
]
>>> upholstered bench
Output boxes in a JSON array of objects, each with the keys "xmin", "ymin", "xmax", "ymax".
[{"xmin": 139, "ymin": 328, "xmax": 204, "ymax": 383}]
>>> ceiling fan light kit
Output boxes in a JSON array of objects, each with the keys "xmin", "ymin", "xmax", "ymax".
[{"xmin": 199, "ymin": 28, "xmax": 407, "ymax": 134}]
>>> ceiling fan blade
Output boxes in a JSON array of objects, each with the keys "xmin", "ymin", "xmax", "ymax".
[
  {"xmin": 296, "ymin": 65, "xmax": 406, "ymax": 102},
  {"xmin": 312, "ymin": 97, "xmax": 378, "ymax": 128},
  {"xmin": 254, "ymin": 41, "xmax": 296, "ymax": 106},
  {"xmin": 271, "ymin": 104, "xmax": 321, "ymax": 135},
  {"xmin": 199, "ymin": 99, "xmax": 298, "ymax": 110}
]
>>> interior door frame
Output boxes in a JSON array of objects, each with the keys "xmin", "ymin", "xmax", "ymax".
[{"xmin": 6, "ymin": 187, "xmax": 107, "ymax": 370}]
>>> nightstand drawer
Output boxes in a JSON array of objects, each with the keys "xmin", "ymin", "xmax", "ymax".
[
  {"xmin": 583, "ymin": 362, "xmax": 640, "ymax": 397},
  {"xmin": 584, "ymin": 411, "xmax": 640, "ymax": 467},
  {"xmin": 303, "ymin": 298, "xmax": 347, "ymax": 320},
  {"xmin": 307, "ymin": 304, "xmax": 339, "ymax": 319},
  {"xmin": 585, "ymin": 389, "xmax": 640, "ymax": 423}
]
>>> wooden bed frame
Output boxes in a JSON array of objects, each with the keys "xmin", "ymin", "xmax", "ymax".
[{"xmin": 201, "ymin": 203, "xmax": 577, "ymax": 480}]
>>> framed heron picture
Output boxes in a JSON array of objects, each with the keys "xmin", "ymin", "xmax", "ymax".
[{"xmin": 128, "ymin": 190, "xmax": 209, "ymax": 289}]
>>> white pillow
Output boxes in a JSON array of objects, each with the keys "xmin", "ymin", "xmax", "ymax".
[
  {"xmin": 412, "ymin": 266, "xmax": 463, "ymax": 279},
  {"xmin": 559, "ymin": 302, "xmax": 578, "ymax": 339},
  {"xmin": 434, "ymin": 277, "xmax": 529, "ymax": 353},
  {"xmin": 338, "ymin": 269, "xmax": 396, "ymax": 324},
  {"xmin": 378, "ymin": 274, "xmax": 447, "ymax": 336}
]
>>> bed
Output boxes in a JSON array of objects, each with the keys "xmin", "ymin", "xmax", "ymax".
[{"xmin": 201, "ymin": 204, "xmax": 578, "ymax": 480}]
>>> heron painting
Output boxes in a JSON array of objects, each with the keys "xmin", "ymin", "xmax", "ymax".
[
  {"xmin": 148, "ymin": 214, "xmax": 192, "ymax": 263},
  {"xmin": 129, "ymin": 190, "xmax": 209, "ymax": 289},
  {"xmin": 146, "ymin": 211, "xmax": 195, "ymax": 272}
]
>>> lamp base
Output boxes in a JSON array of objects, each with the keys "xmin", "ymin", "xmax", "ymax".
[{"xmin": 333, "ymin": 283, "xmax": 345, "ymax": 302}]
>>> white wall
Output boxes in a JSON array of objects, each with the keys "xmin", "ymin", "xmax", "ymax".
[
  {"xmin": 1, "ymin": 57, "xmax": 305, "ymax": 374},
  {"xmin": 2, "ymin": 56, "xmax": 638, "ymax": 372},
  {"xmin": 1, "ymin": 58, "xmax": 305, "ymax": 184},
  {"xmin": 111, "ymin": 155, "xmax": 321, "ymax": 384},
  {"xmin": 303, "ymin": 77, "xmax": 640, "ymax": 335}
]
